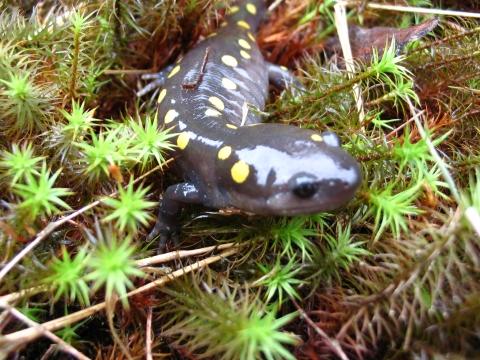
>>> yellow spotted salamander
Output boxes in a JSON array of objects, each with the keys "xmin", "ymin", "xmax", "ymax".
[{"xmin": 144, "ymin": 0, "xmax": 362, "ymax": 252}]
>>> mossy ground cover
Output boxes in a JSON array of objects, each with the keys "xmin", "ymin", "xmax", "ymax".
[{"xmin": 0, "ymin": 0, "xmax": 479, "ymax": 359}]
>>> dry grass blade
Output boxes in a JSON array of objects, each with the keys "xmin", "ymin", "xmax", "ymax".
[
  {"xmin": 0, "ymin": 306, "xmax": 91, "ymax": 360},
  {"xmin": 340, "ymin": 1, "xmax": 480, "ymax": 18},
  {"xmin": 1, "ymin": 247, "xmax": 239, "ymax": 349},
  {"xmin": 334, "ymin": 3, "xmax": 365, "ymax": 123}
]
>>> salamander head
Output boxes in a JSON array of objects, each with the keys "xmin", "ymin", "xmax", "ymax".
[{"xmin": 214, "ymin": 124, "xmax": 362, "ymax": 215}]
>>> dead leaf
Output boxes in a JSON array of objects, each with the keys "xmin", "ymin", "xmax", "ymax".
[{"xmin": 326, "ymin": 18, "xmax": 439, "ymax": 65}]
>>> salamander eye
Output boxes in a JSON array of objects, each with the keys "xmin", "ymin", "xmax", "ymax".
[
  {"xmin": 320, "ymin": 131, "xmax": 341, "ymax": 147},
  {"xmin": 290, "ymin": 174, "xmax": 318, "ymax": 198}
]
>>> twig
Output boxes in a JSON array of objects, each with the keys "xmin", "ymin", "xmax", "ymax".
[
  {"xmin": 0, "ymin": 242, "xmax": 238, "ymax": 304},
  {"xmin": 366, "ymin": 3, "xmax": 480, "ymax": 18},
  {"xmin": 406, "ymin": 27, "xmax": 480, "ymax": 55},
  {"xmin": 1, "ymin": 305, "xmax": 91, "ymax": 360},
  {"xmin": 334, "ymin": 3, "xmax": 365, "ymax": 124},
  {"xmin": 1, "ymin": 248, "xmax": 240, "ymax": 347},
  {"xmin": 146, "ymin": 306, "xmax": 153, "ymax": 360},
  {"xmin": 182, "ymin": 46, "xmax": 211, "ymax": 90},
  {"xmin": 39, "ymin": 345, "xmax": 57, "ymax": 360},
  {"xmin": 339, "ymin": 1, "xmax": 480, "ymax": 18},
  {"xmin": 0, "ymin": 202, "xmax": 97, "ymax": 284},
  {"xmin": 246, "ymin": 267, "xmax": 277, "ymax": 288},
  {"xmin": 415, "ymin": 49, "xmax": 480, "ymax": 71},
  {"xmin": 135, "ymin": 242, "xmax": 236, "ymax": 267},
  {"xmin": 374, "ymin": 110, "xmax": 425, "ymax": 146},
  {"xmin": 406, "ymin": 98, "xmax": 460, "ymax": 204},
  {"xmin": 455, "ymin": 109, "xmax": 480, "ymax": 122},
  {"xmin": 290, "ymin": 297, "xmax": 349, "ymax": 360}
]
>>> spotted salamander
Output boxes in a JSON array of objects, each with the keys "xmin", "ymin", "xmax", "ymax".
[{"xmin": 145, "ymin": 0, "xmax": 362, "ymax": 252}]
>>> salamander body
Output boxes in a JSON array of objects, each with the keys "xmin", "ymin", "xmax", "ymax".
[{"xmin": 146, "ymin": 0, "xmax": 362, "ymax": 252}]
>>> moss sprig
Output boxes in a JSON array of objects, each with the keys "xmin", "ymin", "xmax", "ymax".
[
  {"xmin": 0, "ymin": 71, "xmax": 55, "ymax": 137},
  {"xmin": 13, "ymin": 161, "xmax": 73, "ymax": 223},
  {"xmin": 255, "ymin": 255, "xmax": 305, "ymax": 309},
  {"xmin": 0, "ymin": 142, "xmax": 45, "ymax": 187},
  {"xmin": 101, "ymin": 176, "xmax": 156, "ymax": 235},
  {"xmin": 73, "ymin": 127, "xmax": 134, "ymax": 185},
  {"xmin": 84, "ymin": 225, "xmax": 145, "ymax": 310},
  {"xmin": 308, "ymin": 223, "xmax": 371, "ymax": 287},
  {"xmin": 163, "ymin": 278, "xmax": 299, "ymax": 360},
  {"xmin": 43, "ymin": 246, "xmax": 91, "ymax": 306},
  {"xmin": 44, "ymin": 100, "xmax": 99, "ymax": 163},
  {"xmin": 126, "ymin": 112, "xmax": 178, "ymax": 171}
]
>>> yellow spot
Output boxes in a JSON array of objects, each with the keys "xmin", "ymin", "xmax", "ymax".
[
  {"xmin": 226, "ymin": 124, "xmax": 237, "ymax": 129},
  {"xmin": 164, "ymin": 109, "xmax": 179, "ymax": 124},
  {"xmin": 238, "ymin": 39, "xmax": 251, "ymax": 49},
  {"xmin": 240, "ymin": 50, "xmax": 251, "ymax": 59},
  {"xmin": 177, "ymin": 132, "xmax": 190, "ymax": 149},
  {"xmin": 205, "ymin": 108, "xmax": 222, "ymax": 117},
  {"xmin": 218, "ymin": 146, "xmax": 232, "ymax": 160},
  {"xmin": 280, "ymin": 65, "xmax": 288, "ymax": 70},
  {"xmin": 311, "ymin": 134, "xmax": 323, "ymax": 142},
  {"xmin": 222, "ymin": 77, "xmax": 237, "ymax": 90},
  {"xmin": 220, "ymin": 22, "xmax": 228, "ymax": 27},
  {"xmin": 157, "ymin": 89, "xmax": 167, "ymax": 103},
  {"xmin": 168, "ymin": 65, "xmax": 180, "ymax": 78},
  {"xmin": 246, "ymin": 3, "xmax": 257, "ymax": 15},
  {"xmin": 207, "ymin": 32, "xmax": 217, "ymax": 38},
  {"xmin": 176, "ymin": 57, "xmax": 183, "ymax": 63},
  {"xmin": 228, "ymin": 5, "xmax": 239, "ymax": 14},
  {"xmin": 222, "ymin": 55, "xmax": 238, "ymax": 67},
  {"xmin": 237, "ymin": 21, "xmax": 250, "ymax": 29},
  {"xmin": 231, "ymin": 160, "xmax": 249, "ymax": 183},
  {"xmin": 209, "ymin": 96, "xmax": 225, "ymax": 111},
  {"xmin": 247, "ymin": 32, "xmax": 255, "ymax": 41}
]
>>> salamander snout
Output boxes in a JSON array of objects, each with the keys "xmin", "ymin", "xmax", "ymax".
[{"xmin": 288, "ymin": 157, "xmax": 362, "ymax": 210}]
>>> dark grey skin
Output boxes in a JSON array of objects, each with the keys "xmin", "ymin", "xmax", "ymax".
[{"xmin": 143, "ymin": 0, "xmax": 362, "ymax": 253}]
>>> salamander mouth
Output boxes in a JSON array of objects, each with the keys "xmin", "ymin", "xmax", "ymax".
[
  {"xmin": 226, "ymin": 175, "xmax": 361, "ymax": 216},
  {"xmin": 275, "ymin": 190, "xmax": 358, "ymax": 215},
  {"xmin": 266, "ymin": 178, "xmax": 362, "ymax": 216}
]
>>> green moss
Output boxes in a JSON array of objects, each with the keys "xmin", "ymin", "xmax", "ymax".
[{"xmin": 0, "ymin": 0, "xmax": 479, "ymax": 359}]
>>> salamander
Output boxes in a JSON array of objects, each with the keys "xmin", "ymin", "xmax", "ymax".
[{"xmin": 144, "ymin": 0, "xmax": 362, "ymax": 252}]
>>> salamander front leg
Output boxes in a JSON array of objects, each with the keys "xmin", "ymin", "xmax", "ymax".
[
  {"xmin": 147, "ymin": 182, "xmax": 201, "ymax": 254},
  {"xmin": 136, "ymin": 64, "xmax": 176, "ymax": 97}
]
